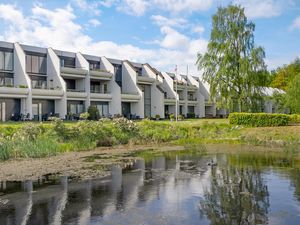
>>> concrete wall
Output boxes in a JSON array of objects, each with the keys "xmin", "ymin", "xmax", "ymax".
[
  {"xmin": 14, "ymin": 43, "xmax": 32, "ymax": 117},
  {"xmin": 76, "ymin": 53, "xmax": 90, "ymax": 111},
  {"xmin": 47, "ymin": 48, "xmax": 67, "ymax": 118},
  {"xmin": 101, "ymin": 56, "xmax": 121, "ymax": 115},
  {"xmin": 123, "ymin": 61, "xmax": 144, "ymax": 118},
  {"xmin": 143, "ymin": 64, "xmax": 164, "ymax": 118}
]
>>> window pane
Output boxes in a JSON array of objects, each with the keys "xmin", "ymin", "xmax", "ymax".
[
  {"xmin": 26, "ymin": 55, "xmax": 32, "ymax": 73},
  {"xmin": 103, "ymin": 104, "xmax": 108, "ymax": 116},
  {"xmin": 4, "ymin": 52, "xmax": 13, "ymax": 71},
  {"xmin": 70, "ymin": 104, "xmax": 77, "ymax": 114},
  {"xmin": 77, "ymin": 104, "xmax": 84, "ymax": 114},
  {"xmin": 5, "ymin": 77, "xmax": 13, "ymax": 86},
  {"xmin": 0, "ymin": 52, "xmax": 4, "ymax": 70},
  {"xmin": 32, "ymin": 104, "xmax": 39, "ymax": 115},
  {"xmin": 31, "ymin": 55, "xmax": 39, "ymax": 73},
  {"xmin": 39, "ymin": 56, "xmax": 47, "ymax": 74}
]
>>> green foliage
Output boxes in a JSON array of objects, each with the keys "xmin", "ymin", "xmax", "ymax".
[
  {"xmin": 271, "ymin": 58, "xmax": 300, "ymax": 91},
  {"xmin": 289, "ymin": 114, "xmax": 300, "ymax": 124},
  {"xmin": 79, "ymin": 112, "xmax": 90, "ymax": 120},
  {"xmin": 285, "ymin": 74, "xmax": 300, "ymax": 113},
  {"xmin": 197, "ymin": 5, "xmax": 268, "ymax": 112},
  {"xmin": 229, "ymin": 113, "xmax": 290, "ymax": 127},
  {"xmin": 87, "ymin": 106, "xmax": 100, "ymax": 120},
  {"xmin": 187, "ymin": 113, "xmax": 195, "ymax": 118}
]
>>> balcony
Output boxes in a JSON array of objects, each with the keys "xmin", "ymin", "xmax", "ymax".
[
  {"xmin": 90, "ymin": 91, "xmax": 112, "ymax": 101},
  {"xmin": 121, "ymin": 92, "xmax": 141, "ymax": 102},
  {"xmin": 164, "ymin": 96, "xmax": 176, "ymax": 105},
  {"xmin": 32, "ymin": 87, "xmax": 64, "ymax": 99},
  {"xmin": 188, "ymin": 97, "xmax": 198, "ymax": 105},
  {"xmin": 66, "ymin": 89, "xmax": 87, "ymax": 99},
  {"xmin": 187, "ymin": 85, "xmax": 198, "ymax": 91},
  {"xmin": 137, "ymin": 76, "xmax": 155, "ymax": 85},
  {"xmin": 173, "ymin": 82, "xmax": 185, "ymax": 91},
  {"xmin": 205, "ymin": 100, "xmax": 214, "ymax": 106},
  {"xmin": 90, "ymin": 69, "xmax": 113, "ymax": 80},
  {"xmin": 61, "ymin": 66, "xmax": 87, "ymax": 78},
  {"xmin": 0, "ymin": 85, "xmax": 29, "ymax": 98}
]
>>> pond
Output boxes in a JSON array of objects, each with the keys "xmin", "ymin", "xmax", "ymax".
[{"xmin": 1, "ymin": 148, "xmax": 300, "ymax": 225}]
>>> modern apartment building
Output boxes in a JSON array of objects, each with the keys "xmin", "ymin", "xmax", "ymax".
[{"xmin": 0, "ymin": 41, "xmax": 216, "ymax": 122}]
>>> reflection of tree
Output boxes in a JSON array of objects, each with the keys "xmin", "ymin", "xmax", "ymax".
[
  {"xmin": 288, "ymin": 168, "xmax": 300, "ymax": 201},
  {"xmin": 200, "ymin": 166, "xmax": 269, "ymax": 225}
]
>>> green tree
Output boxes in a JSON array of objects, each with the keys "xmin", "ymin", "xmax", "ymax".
[
  {"xmin": 87, "ymin": 106, "xmax": 100, "ymax": 120},
  {"xmin": 197, "ymin": 5, "xmax": 268, "ymax": 112},
  {"xmin": 285, "ymin": 74, "xmax": 300, "ymax": 113},
  {"xmin": 271, "ymin": 58, "xmax": 300, "ymax": 91}
]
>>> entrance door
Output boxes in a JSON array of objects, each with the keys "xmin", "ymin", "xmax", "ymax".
[
  {"xmin": 144, "ymin": 85, "xmax": 151, "ymax": 118},
  {"xmin": 122, "ymin": 102, "xmax": 131, "ymax": 118},
  {"xmin": 0, "ymin": 102, "xmax": 3, "ymax": 122}
]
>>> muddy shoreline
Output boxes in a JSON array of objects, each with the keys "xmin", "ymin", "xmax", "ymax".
[{"xmin": 0, "ymin": 143, "xmax": 284, "ymax": 182}]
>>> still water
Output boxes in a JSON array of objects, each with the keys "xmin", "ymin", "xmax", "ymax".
[{"xmin": 1, "ymin": 150, "xmax": 300, "ymax": 225}]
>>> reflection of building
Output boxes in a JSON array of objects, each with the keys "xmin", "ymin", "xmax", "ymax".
[{"xmin": 0, "ymin": 40, "xmax": 218, "ymax": 121}]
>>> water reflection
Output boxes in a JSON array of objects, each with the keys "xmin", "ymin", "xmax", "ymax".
[
  {"xmin": 200, "ymin": 166, "xmax": 269, "ymax": 225},
  {"xmin": 1, "ymin": 152, "xmax": 300, "ymax": 225}
]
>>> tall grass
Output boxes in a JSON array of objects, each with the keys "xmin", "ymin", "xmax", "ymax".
[{"xmin": 0, "ymin": 118, "xmax": 243, "ymax": 160}]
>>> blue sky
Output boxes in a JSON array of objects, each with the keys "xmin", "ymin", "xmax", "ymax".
[{"xmin": 0, "ymin": 0, "xmax": 299, "ymax": 76}]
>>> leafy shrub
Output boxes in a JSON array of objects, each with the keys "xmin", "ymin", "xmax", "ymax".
[
  {"xmin": 113, "ymin": 117, "xmax": 138, "ymax": 133},
  {"xmin": 187, "ymin": 113, "xmax": 195, "ymax": 118},
  {"xmin": 88, "ymin": 106, "xmax": 100, "ymax": 120},
  {"xmin": 178, "ymin": 114, "xmax": 184, "ymax": 120},
  {"xmin": 80, "ymin": 112, "xmax": 90, "ymax": 120},
  {"xmin": 229, "ymin": 113, "xmax": 290, "ymax": 127},
  {"xmin": 289, "ymin": 114, "xmax": 300, "ymax": 124}
]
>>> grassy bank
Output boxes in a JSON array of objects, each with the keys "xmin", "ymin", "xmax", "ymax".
[{"xmin": 0, "ymin": 118, "xmax": 299, "ymax": 160}]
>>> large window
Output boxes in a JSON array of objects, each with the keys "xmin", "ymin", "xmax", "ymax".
[
  {"xmin": 0, "ymin": 73, "xmax": 13, "ymax": 86},
  {"xmin": 113, "ymin": 64, "xmax": 122, "ymax": 88},
  {"xmin": 0, "ymin": 49, "xmax": 13, "ymax": 71},
  {"xmin": 26, "ymin": 53, "xmax": 47, "ymax": 74},
  {"xmin": 93, "ymin": 102, "xmax": 109, "ymax": 117},
  {"xmin": 30, "ymin": 75, "xmax": 47, "ymax": 89},
  {"xmin": 60, "ymin": 56, "xmax": 75, "ymax": 68},
  {"xmin": 68, "ymin": 101, "xmax": 84, "ymax": 114},
  {"xmin": 89, "ymin": 60, "xmax": 100, "ymax": 70}
]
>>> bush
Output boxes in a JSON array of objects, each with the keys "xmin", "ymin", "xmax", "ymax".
[
  {"xmin": 80, "ymin": 112, "xmax": 90, "ymax": 120},
  {"xmin": 187, "ymin": 113, "xmax": 195, "ymax": 118},
  {"xmin": 289, "ymin": 114, "xmax": 300, "ymax": 124},
  {"xmin": 169, "ymin": 114, "xmax": 175, "ymax": 120},
  {"xmin": 229, "ymin": 113, "xmax": 290, "ymax": 127},
  {"xmin": 88, "ymin": 106, "xmax": 100, "ymax": 120}
]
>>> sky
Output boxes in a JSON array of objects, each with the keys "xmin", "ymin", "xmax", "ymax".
[{"xmin": 0, "ymin": 0, "xmax": 299, "ymax": 76}]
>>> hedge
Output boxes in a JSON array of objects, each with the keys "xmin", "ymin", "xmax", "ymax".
[{"xmin": 228, "ymin": 113, "xmax": 290, "ymax": 127}]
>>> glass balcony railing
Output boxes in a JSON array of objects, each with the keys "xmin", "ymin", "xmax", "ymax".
[
  {"xmin": 0, "ymin": 77, "xmax": 14, "ymax": 87},
  {"xmin": 67, "ymin": 89, "xmax": 85, "ymax": 92}
]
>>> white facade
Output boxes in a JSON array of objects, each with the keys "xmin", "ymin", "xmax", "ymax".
[{"xmin": 0, "ymin": 41, "xmax": 214, "ymax": 121}]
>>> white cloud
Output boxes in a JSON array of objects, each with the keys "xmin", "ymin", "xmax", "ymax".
[
  {"xmin": 191, "ymin": 25, "xmax": 205, "ymax": 34},
  {"xmin": 0, "ymin": 3, "xmax": 206, "ymax": 76},
  {"xmin": 100, "ymin": 0, "xmax": 117, "ymax": 7},
  {"xmin": 233, "ymin": 0, "xmax": 293, "ymax": 19},
  {"xmin": 73, "ymin": 0, "xmax": 101, "ymax": 16},
  {"xmin": 151, "ymin": 15, "xmax": 187, "ymax": 28},
  {"xmin": 160, "ymin": 26, "xmax": 189, "ymax": 49},
  {"xmin": 105, "ymin": 0, "xmax": 212, "ymax": 16},
  {"xmin": 88, "ymin": 18, "xmax": 101, "ymax": 27},
  {"xmin": 152, "ymin": 0, "xmax": 213, "ymax": 14},
  {"xmin": 290, "ymin": 16, "xmax": 300, "ymax": 30},
  {"xmin": 117, "ymin": 0, "xmax": 148, "ymax": 17}
]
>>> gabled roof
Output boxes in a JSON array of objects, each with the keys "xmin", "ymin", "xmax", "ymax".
[
  {"xmin": 262, "ymin": 87, "xmax": 285, "ymax": 96},
  {"xmin": 144, "ymin": 63, "xmax": 164, "ymax": 79}
]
